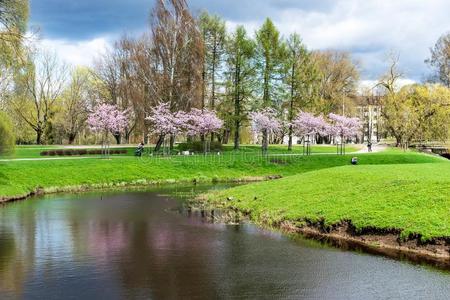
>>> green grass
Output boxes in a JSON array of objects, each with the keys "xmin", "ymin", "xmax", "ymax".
[
  {"xmin": 0, "ymin": 144, "xmax": 361, "ymax": 159},
  {"xmin": 0, "ymin": 148, "xmax": 442, "ymax": 199},
  {"xmin": 205, "ymin": 159, "xmax": 450, "ymax": 241}
]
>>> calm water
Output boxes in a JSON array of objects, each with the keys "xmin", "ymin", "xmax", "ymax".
[{"xmin": 0, "ymin": 185, "xmax": 449, "ymax": 300}]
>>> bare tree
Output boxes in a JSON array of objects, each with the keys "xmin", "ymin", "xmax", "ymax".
[
  {"xmin": 12, "ymin": 50, "xmax": 68, "ymax": 144},
  {"xmin": 94, "ymin": 37, "xmax": 142, "ymax": 144},
  {"xmin": 135, "ymin": 0, "xmax": 204, "ymax": 151},
  {"xmin": 59, "ymin": 67, "xmax": 92, "ymax": 144},
  {"xmin": 149, "ymin": 0, "xmax": 203, "ymax": 112},
  {"xmin": 313, "ymin": 50, "xmax": 359, "ymax": 115},
  {"xmin": 425, "ymin": 32, "xmax": 450, "ymax": 88}
]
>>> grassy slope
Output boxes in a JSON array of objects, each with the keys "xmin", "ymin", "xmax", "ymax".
[
  {"xmin": 0, "ymin": 149, "xmax": 439, "ymax": 199},
  {"xmin": 206, "ymin": 159, "xmax": 450, "ymax": 240}
]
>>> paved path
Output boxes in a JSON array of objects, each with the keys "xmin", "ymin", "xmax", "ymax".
[{"xmin": 355, "ymin": 144, "xmax": 387, "ymax": 153}]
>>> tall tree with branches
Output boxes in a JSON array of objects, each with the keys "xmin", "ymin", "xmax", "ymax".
[
  {"xmin": 12, "ymin": 50, "xmax": 68, "ymax": 144},
  {"xmin": 284, "ymin": 33, "xmax": 319, "ymax": 150},
  {"xmin": 425, "ymin": 32, "xmax": 450, "ymax": 88},
  {"xmin": 147, "ymin": 0, "xmax": 204, "ymax": 150},
  {"xmin": 225, "ymin": 26, "xmax": 256, "ymax": 150},
  {"xmin": 199, "ymin": 11, "xmax": 226, "ymax": 111}
]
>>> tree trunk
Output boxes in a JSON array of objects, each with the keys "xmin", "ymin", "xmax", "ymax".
[
  {"xmin": 36, "ymin": 129, "xmax": 43, "ymax": 145},
  {"xmin": 262, "ymin": 129, "xmax": 268, "ymax": 155},
  {"xmin": 114, "ymin": 133, "xmax": 121, "ymax": 145},
  {"xmin": 288, "ymin": 59, "xmax": 296, "ymax": 151},
  {"xmin": 68, "ymin": 133, "xmax": 76, "ymax": 145},
  {"xmin": 169, "ymin": 135, "xmax": 175, "ymax": 151},
  {"xmin": 234, "ymin": 121, "xmax": 240, "ymax": 150},
  {"xmin": 154, "ymin": 134, "xmax": 164, "ymax": 152},
  {"xmin": 223, "ymin": 128, "xmax": 230, "ymax": 144},
  {"xmin": 233, "ymin": 60, "xmax": 241, "ymax": 150}
]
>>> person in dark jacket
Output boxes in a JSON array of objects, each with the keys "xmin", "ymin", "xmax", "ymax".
[{"xmin": 135, "ymin": 142, "xmax": 145, "ymax": 157}]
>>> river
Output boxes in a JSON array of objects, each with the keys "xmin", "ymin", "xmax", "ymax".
[{"xmin": 0, "ymin": 184, "xmax": 449, "ymax": 299}]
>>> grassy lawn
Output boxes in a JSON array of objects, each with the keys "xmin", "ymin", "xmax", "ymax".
[
  {"xmin": 0, "ymin": 148, "xmax": 442, "ymax": 200},
  {"xmin": 0, "ymin": 144, "xmax": 361, "ymax": 159},
  {"xmin": 204, "ymin": 159, "xmax": 450, "ymax": 240}
]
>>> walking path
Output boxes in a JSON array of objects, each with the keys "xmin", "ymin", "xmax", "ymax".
[{"xmin": 355, "ymin": 144, "xmax": 387, "ymax": 153}]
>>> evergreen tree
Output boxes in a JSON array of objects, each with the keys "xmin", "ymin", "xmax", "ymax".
[
  {"xmin": 284, "ymin": 33, "xmax": 320, "ymax": 150},
  {"xmin": 199, "ymin": 11, "xmax": 226, "ymax": 111},
  {"xmin": 255, "ymin": 18, "xmax": 287, "ymax": 108},
  {"xmin": 225, "ymin": 26, "xmax": 256, "ymax": 150}
]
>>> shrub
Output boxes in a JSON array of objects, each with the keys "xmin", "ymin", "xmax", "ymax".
[
  {"xmin": 40, "ymin": 148, "xmax": 129, "ymax": 157},
  {"xmin": 64, "ymin": 150, "xmax": 73, "ymax": 156},
  {"xmin": 78, "ymin": 149, "xmax": 88, "ymax": 155},
  {"xmin": 88, "ymin": 149, "xmax": 102, "ymax": 155}
]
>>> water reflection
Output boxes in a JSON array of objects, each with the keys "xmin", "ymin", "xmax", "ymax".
[{"xmin": 0, "ymin": 185, "xmax": 450, "ymax": 299}]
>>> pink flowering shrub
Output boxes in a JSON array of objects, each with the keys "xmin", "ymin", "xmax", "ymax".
[
  {"xmin": 328, "ymin": 113, "xmax": 362, "ymax": 139},
  {"xmin": 250, "ymin": 108, "xmax": 281, "ymax": 154},
  {"xmin": 292, "ymin": 111, "xmax": 330, "ymax": 138},
  {"xmin": 146, "ymin": 103, "xmax": 183, "ymax": 136},
  {"xmin": 88, "ymin": 103, "xmax": 128, "ymax": 135},
  {"xmin": 87, "ymin": 103, "xmax": 128, "ymax": 157},
  {"xmin": 184, "ymin": 108, "xmax": 223, "ymax": 137},
  {"xmin": 249, "ymin": 108, "xmax": 281, "ymax": 135}
]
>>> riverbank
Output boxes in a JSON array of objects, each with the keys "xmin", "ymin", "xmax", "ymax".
[
  {"xmin": 0, "ymin": 149, "xmax": 441, "ymax": 203},
  {"xmin": 199, "ymin": 161, "xmax": 450, "ymax": 266}
]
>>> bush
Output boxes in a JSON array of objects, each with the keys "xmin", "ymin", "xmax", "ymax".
[
  {"xmin": 88, "ymin": 149, "xmax": 102, "ymax": 155},
  {"xmin": 0, "ymin": 112, "xmax": 15, "ymax": 155},
  {"xmin": 64, "ymin": 150, "xmax": 73, "ymax": 156},
  {"xmin": 178, "ymin": 141, "xmax": 223, "ymax": 153},
  {"xmin": 39, "ymin": 148, "xmax": 129, "ymax": 157}
]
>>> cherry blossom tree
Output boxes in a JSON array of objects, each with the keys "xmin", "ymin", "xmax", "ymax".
[
  {"xmin": 328, "ymin": 113, "xmax": 361, "ymax": 154},
  {"xmin": 250, "ymin": 108, "xmax": 281, "ymax": 155},
  {"xmin": 292, "ymin": 111, "xmax": 330, "ymax": 155},
  {"xmin": 146, "ymin": 104, "xmax": 223, "ymax": 154},
  {"xmin": 145, "ymin": 103, "xmax": 186, "ymax": 154},
  {"xmin": 185, "ymin": 108, "xmax": 223, "ymax": 153},
  {"xmin": 145, "ymin": 103, "xmax": 184, "ymax": 136},
  {"xmin": 88, "ymin": 103, "xmax": 128, "ymax": 157}
]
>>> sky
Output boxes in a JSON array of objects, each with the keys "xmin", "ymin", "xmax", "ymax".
[{"xmin": 30, "ymin": 0, "xmax": 450, "ymax": 84}]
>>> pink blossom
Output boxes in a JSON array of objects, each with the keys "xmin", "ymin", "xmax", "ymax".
[
  {"xmin": 250, "ymin": 108, "xmax": 281, "ymax": 135},
  {"xmin": 328, "ymin": 113, "xmax": 362, "ymax": 138},
  {"xmin": 145, "ymin": 103, "xmax": 182, "ymax": 135},
  {"xmin": 292, "ymin": 111, "xmax": 330, "ymax": 137},
  {"xmin": 88, "ymin": 103, "xmax": 128, "ymax": 134},
  {"xmin": 184, "ymin": 108, "xmax": 223, "ymax": 136}
]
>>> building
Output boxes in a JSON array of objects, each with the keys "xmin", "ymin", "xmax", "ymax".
[{"xmin": 355, "ymin": 95, "xmax": 383, "ymax": 143}]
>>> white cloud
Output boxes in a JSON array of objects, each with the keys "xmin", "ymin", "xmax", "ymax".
[
  {"xmin": 224, "ymin": 0, "xmax": 450, "ymax": 81},
  {"xmin": 39, "ymin": 37, "xmax": 112, "ymax": 67},
  {"xmin": 36, "ymin": 0, "xmax": 450, "ymax": 83}
]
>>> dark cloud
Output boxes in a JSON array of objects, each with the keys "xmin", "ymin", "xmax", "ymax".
[
  {"xmin": 30, "ymin": 0, "xmax": 152, "ymax": 39},
  {"xmin": 30, "ymin": 0, "xmax": 335, "ymax": 40}
]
